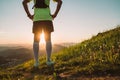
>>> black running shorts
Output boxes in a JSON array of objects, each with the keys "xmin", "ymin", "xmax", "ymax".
[{"xmin": 32, "ymin": 20, "xmax": 54, "ymax": 34}]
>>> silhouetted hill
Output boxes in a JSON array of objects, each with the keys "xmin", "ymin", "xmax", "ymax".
[
  {"xmin": 0, "ymin": 26, "xmax": 120, "ymax": 79},
  {"xmin": 0, "ymin": 48, "xmax": 33, "ymax": 68}
]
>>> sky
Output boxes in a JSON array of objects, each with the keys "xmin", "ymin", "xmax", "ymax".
[{"xmin": 0, "ymin": 0, "xmax": 120, "ymax": 45}]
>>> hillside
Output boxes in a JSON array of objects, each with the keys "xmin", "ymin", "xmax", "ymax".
[{"xmin": 0, "ymin": 26, "xmax": 120, "ymax": 80}]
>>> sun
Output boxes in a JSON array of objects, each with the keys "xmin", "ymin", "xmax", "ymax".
[{"xmin": 40, "ymin": 32, "xmax": 45, "ymax": 44}]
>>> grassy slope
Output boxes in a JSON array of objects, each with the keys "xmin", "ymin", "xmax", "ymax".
[{"xmin": 0, "ymin": 26, "xmax": 120, "ymax": 80}]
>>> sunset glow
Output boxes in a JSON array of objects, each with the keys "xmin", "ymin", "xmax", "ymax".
[{"xmin": 40, "ymin": 32, "xmax": 45, "ymax": 44}]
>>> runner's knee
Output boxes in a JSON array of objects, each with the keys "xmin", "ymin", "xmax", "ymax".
[
  {"xmin": 45, "ymin": 32, "xmax": 51, "ymax": 42},
  {"xmin": 34, "ymin": 33, "xmax": 40, "ymax": 42}
]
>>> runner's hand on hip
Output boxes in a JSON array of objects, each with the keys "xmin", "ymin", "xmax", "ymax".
[{"xmin": 28, "ymin": 14, "xmax": 34, "ymax": 20}]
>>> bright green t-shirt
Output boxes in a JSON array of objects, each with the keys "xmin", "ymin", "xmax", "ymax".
[{"xmin": 29, "ymin": 0, "xmax": 52, "ymax": 21}]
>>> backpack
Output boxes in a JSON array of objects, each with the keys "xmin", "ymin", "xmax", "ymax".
[{"xmin": 33, "ymin": 0, "xmax": 49, "ymax": 9}]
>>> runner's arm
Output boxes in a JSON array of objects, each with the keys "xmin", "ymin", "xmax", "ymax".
[
  {"xmin": 22, "ymin": 0, "xmax": 33, "ymax": 19},
  {"xmin": 52, "ymin": 0, "xmax": 62, "ymax": 19}
]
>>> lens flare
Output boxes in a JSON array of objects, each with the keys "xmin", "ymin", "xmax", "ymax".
[{"xmin": 40, "ymin": 32, "xmax": 45, "ymax": 44}]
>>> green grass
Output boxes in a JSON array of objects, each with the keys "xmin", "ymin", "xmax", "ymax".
[{"xmin": 0, "ymin": 26, "xmax": 120, "ymax": 80}]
